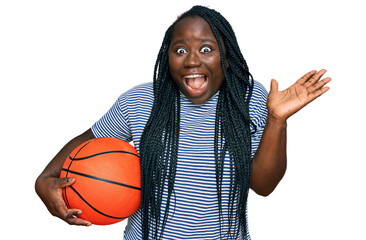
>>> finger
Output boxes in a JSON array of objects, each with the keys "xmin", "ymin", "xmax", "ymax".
[
  {"xmin": 308, "ymin": 85, "xmax": 330, "ymax": 102},
  {"xmin": 65, "ymin": 208, "xmax": 82, "ymax": 218},
  {"xmin": 57, "ymin": 177, "xmax": 75, "ymax": 188},
  {"xmin": 64, "ymin": 209, "xmax": 92, "ymax": 226},
  {"xmin": 66, "ymin": 216, "xmax": 93, "ymax": 226},
  {"xmin": 296, "ymin": 70, "xmax": 317, "ymax": 85},
  {"xmin": 304, "ymin": 69, "xmax": 327, "ymax": 87},
  {"xmin": 270, "ymin": 79, "xmax": 279, "ymax": 93},
  {"xmin": 52, "ymin": 198, "xmax": 91, "ymax": 226},
  {"xmin": 51, "ymin": 195, "xmax": 71, "ymax": 217},
  {"xmin": 307, "ymin": 77, "xmax": 332, "ymax": 94}
]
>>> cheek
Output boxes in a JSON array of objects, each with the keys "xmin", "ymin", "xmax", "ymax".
[
  {"xmin": 168, "ymin": 53, "xmax": 174, "ymax": 69},
  {"xmin": 168, "ymin": 53, "xmax": 182, "ymax": 71},
  {"xmin": 168, "ymin": 57, "xmax": 182, "ymax": 87},
  {"xmin": 206, "ymin": 52, "xmax": 222, "ymax": 68},
  {"xmin": 207, "ymin": 56, "xmax": 224, "ymax": 80}
]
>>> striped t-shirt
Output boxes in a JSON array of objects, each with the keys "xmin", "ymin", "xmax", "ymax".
[{"xmin": 91, "ymin": 81, "xmax": 268, "ymax": 239}]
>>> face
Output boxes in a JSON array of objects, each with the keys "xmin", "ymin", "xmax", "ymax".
[{"xmin": 169, "ymin": 16, "xmax": 226, "ymax": 105}]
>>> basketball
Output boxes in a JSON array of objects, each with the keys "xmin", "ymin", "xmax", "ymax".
[{"xmin": 60, "ymin": 137, "xmax": 141, "ymax": 225}]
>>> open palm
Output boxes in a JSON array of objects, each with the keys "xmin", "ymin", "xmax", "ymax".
[{"xmin": 267, "ymin": 69, "xmax": 331, "ymax": 122}]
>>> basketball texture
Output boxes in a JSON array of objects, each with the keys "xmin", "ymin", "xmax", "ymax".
[{"xmin": 60, "ymin": 137, "xmax": 141, "ymax": 225}]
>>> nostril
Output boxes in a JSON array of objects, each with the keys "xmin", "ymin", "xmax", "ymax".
[{"xmin": 184, "ymin": 53, "xmax": 202, "ymax": 67}]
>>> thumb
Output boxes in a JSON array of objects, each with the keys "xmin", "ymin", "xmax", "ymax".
[
  {"xmin": 58, "ymin": 177, "xmax": 75, "ymax": 188},
  {"xmin": 270, "ymin": 79, "xmax": 279, "ymax": 93}
]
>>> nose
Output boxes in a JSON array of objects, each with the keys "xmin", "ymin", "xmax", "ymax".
[{"xmin": 184, "ymin": 52, "xmax": 202, "ymax": 68}]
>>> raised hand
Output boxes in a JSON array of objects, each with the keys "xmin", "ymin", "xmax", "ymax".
[{"xmin": 266, "ymin": 69, "xmax": 331, "ymax": 122}]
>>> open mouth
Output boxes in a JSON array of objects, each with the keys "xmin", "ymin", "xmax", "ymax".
[{"xmin": 183, "ymin": 74, "xmax": 208, "ymax": 97}]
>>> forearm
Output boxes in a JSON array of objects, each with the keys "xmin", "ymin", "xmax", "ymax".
[
  {"xmin": 250, "ymin": 116, "xmax": 287, "ymax": 196},
  {"xmin": 34, "ymin": 128, "xmax": 94, "ymax": 226},
  {"xmin": 250, "ymin": 69, "xmax": 330, "ymax": 196}
]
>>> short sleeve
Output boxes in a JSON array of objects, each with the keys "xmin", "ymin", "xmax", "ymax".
[
  {"xmin": 250, "ymin": 81, "xmax": 268, "ymax": 158},
  {"xmin": 91, "ymin": 93, "xmax": 132, "ymax": 142}
]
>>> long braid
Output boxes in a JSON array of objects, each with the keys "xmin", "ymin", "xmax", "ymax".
[
  {"xmin": 139, "ymin": 5, "xmax": 255, "ymax": 239},
  {"xmin": 139, "ymin": 24, "xmax": 179, "ymax": 239}
]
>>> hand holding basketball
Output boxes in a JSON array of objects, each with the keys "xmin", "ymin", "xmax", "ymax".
[{"xmin": 35, "ymin": 175, "xmax": 92, "ymax": 226}]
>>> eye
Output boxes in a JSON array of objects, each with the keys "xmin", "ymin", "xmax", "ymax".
[
  {"xmin": 200, "ymin": 46, "xmax": 212, "ymax": 53},
  {"xmin": 176, "ymin": 47, "xmax": 187, "ymax": 54}
]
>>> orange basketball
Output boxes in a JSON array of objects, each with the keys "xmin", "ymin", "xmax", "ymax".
[{"xmin": 60, "ymin": 137, "xmax": 141, "ymax": 225}]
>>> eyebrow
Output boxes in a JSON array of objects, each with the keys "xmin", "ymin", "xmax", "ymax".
[{"xmin": 170, "ymin": 38, "xmax": 217, "ymax": 46}]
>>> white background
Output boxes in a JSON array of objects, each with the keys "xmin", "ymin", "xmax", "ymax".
[{"xmin": 1, "ymin": 0, "xmax": 365, "ymax": 239}]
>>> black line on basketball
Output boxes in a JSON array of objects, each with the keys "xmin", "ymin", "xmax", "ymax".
[
  {"xmin": 63, "ymin": 187, "xmax": 71, "ymax": 209},
  {"xmin": 71, "ymin": 138, "xmax": 96, "ymax": 159},
  {"xmin": 69, "ymin": 185, "xmax": 127, "ymax": 220},
  {"xmin": 65, "ymin": 138, "xmax": 95, "ymax": 179},
  {"xmin": 69, "ymin": 150, "xmax": 139, "ymax": 161},
  {"xmin": 61, "ymin": 168, "xmax": 141, "ymax": 191}
]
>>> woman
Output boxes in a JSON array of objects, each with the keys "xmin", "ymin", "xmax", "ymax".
[{"xmin": 35, "ymin": 5, "xmax": 331, "ymax": 239}]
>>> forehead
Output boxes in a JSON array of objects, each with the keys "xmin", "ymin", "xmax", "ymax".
[{"xmin": 171, "ymin": 16, "xmax": 216, "ymax": 42}]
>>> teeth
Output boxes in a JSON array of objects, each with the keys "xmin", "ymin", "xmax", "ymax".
[{"xmin": 184, "ymin": 74, "xmax": 205, "ymax": 79}]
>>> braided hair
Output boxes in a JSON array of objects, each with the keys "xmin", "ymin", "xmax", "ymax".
[{"xmin": 139, "ymin": 5, "xmax": 255, "ymax": 239}]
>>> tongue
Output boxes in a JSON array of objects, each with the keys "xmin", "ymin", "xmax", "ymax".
[{"xmin": 186, "ymin": 77, "xmax": 205, "ymax": 89}]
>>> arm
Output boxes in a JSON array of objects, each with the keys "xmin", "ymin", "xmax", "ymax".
[
  {"xmin": 35, "ymin": 128, "xmax": 95, "ymax": 226},
  {"xmin": 250, "ymin": 69, "xmax": 331, "ymax": 196}
]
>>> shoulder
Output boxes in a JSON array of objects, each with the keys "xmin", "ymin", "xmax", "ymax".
[
  {"xmin": 251, "ymin": 80, "xmax": 268, "ymax": 104},
  {"xmin": 249, "ymin": 80, "xmax": 268, "ymax": 129},
  {"xmin": 116, "ymin": 82, "xmax": 154, "ymax": 107},
  {"xmin": 121, "ymin": 82, "xmax": 154, "ymax": 100}
]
